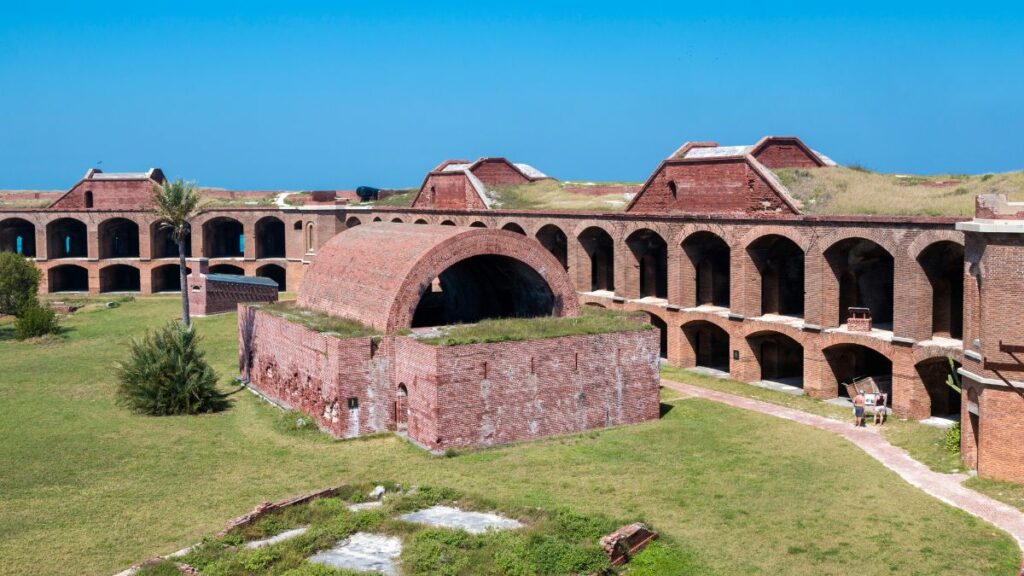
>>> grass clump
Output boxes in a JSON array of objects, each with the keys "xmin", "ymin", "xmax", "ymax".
[
  {"xmin": 14, "ymin": 301, "xmax": 59, "ymax": 340},
  {"xmin": 372, "ymin": 188, "xmax": 419, "ymax": 207},
  {"xmin": 257, "ymin": 301, "xmax": 378, "ymax": 338},
  {"xmin": 418, "ymin": 307, "xmax": 650, "ymax": 346},
  {"xmin": 115, "ymin": 321, "xmax": 230, "ymax": 415},
  {"xmin": 775, "ymin": 166, "xmax": 1024, "ymax": 216},
  {"xmin": 490, "ymin": 180, "xmax": 637, "ymax": 212}
]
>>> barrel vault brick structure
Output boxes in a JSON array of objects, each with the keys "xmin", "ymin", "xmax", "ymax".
[
  {"xmin": 240, "ymin": 223, "xmax": 660, "ymax": 449},
  {"xmin": 2, "ymin": 134, "xmax": 1020, "ymax": 478}
]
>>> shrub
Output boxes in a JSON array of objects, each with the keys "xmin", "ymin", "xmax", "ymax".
[
  {"xmin": 0, "ymin": 252, "xmax": 40, "ymax": 316},
  {"xmin": 945, "ymin": 421, "xmax": 961, "ymax": 454},
  {"xmin": 115, "ymin": 321, "xmax": 229, "ymax": 415},
  {"xmin": 14, "ymin": 301, "xmax": 58, "ymax": 340}
]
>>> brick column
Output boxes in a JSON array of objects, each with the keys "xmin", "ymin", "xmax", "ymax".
[
  {"xmin": 35, "ymin": 223, "xmax": 48, "ymax": 262},
  {"xmin": 87, "ymin": 223, "xmax": 99, "ymax": 261},
  {"xmin": 890, "ymin": 348, "xmax": 924, "ymax": 419},
  {"xmin": 802, "ymin": 341, "xmax": 835, "ymax": 399},
  {"xmin": 678, "ymin": 251, "xmax": 697, "ymax": 308},
  {"xmin": 731, "ymin": 330, "xmax": 759, "ymax": 382},
  {"xmin": 614, "ymin": 241, "xmax": 631, "ymax": 299},
  {"xmin": 733, "ymin": 247, "xmax": 758, "ymax": 317},
  {"xmin": 894, "ymin": 256, "xmax": 929, "ymax": 341},
  {"xmin": 804, "ymin": 247, "xmax": 829, "ymax": 328}
]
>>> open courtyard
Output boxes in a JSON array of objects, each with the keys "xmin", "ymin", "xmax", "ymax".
[{"xmin": 0, "ymin": 296, "xmax": 1019, "ymax": 575}]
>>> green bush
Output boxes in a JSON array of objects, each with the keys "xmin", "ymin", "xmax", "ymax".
[
  {"xmin": 115, "ymin": 321, "xmax": 229, "ymax": 415},
  {"xmin": 946, "ymin": 421, "xmax": 961, "ymax": 454},
  {"xmin": 0, "ymin": 252, "xmax": 41, "ymax": 316},
  {"xmin": 14, "ymin": 301, "xmax": 58, "ymax": 340}
]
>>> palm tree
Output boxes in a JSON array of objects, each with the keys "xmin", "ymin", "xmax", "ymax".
[{"xmin": 152, "ymin": 178, "xmax": 202, "ymax": 326}]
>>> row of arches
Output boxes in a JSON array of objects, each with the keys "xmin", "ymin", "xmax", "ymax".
[
  {"xmin": 632, "ymin": 307, "xmax": 961, "ymax": 417},
  {"xmin": 43, "ymin": 263, "xmax": 289, "ymax": 294},
  {"xmin": 0, "ymin": 216, "xmax": 294, "ymax": 261},
  {"xmin": 348, "ymin": 216, "xmax": 964, "ymax": 339}
]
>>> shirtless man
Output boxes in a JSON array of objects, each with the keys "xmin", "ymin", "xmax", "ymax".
[{"xmin": 853, "ymin": 391, "xmax": 866, "ymax": 427}]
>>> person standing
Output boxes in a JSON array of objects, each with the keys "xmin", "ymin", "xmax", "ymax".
[
  {"xmin": 853, "ymin": 391, "xmax": 866, "ymax": 427},
  {"xmin": 873, "ymin": 393, "xmax": 886, "ymax": 425}
]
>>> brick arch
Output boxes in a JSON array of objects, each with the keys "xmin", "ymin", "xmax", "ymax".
[
  {"xmin": 814, "ymin": 227, "xmax": 900, "ymax": 258},
  {"xmin": 680, "ymin": 317, "xmax": 732, "ymax": 370},
  {"xmin": 619, "ymin": 220, "xmax": 672, "ymax": 243},
  {"xmin": 673, "ymin": 223, "xmax": 732, "ymax": 248},
  {"xmin": 741, "ymin": 322, "xmax": 805, "ymax": 342},
  {"xmin": 739, "ymin": 225, "xmax": 811, "ymax": 252},
  {"xmin": 297, "ymin": 223, "xmax": 579, "ymax": 332},
  {"xmin": 912, "ymin": 347, "xmax": 963, "ymax": 366},
  {"xmin": 905, "ymin": 229, "xmax": 965, "ymax": 260},
  {"xmin": 821, "ymin": 337, "xmax": 893, "ymax": 360},
  {"xmin": 571, "ymin": 219, "xmax": 620, "ymax": 240},
  {"xmin": 680, "ymin": 315, "xmax": 733, "ymax": 334}
]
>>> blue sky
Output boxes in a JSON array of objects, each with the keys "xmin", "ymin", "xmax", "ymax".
[{"xmin": 1, "ymin": 1, "xmax": 1022, "ymax": 190}]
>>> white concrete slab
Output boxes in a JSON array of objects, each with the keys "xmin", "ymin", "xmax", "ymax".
[
  {"xmin": 348, "ymin": 501, "xmax": 383, "ymax": 512},
  {"xmin": 245, "ymin": 526, "xmax": 309, "ymax": 549},
  {"xmin": 308, "ymin": 532, "xmax": 402, "ymax": 576},
  {"xmin": 399, "ymin": 505, "xmax": 523, "ymax": 534}
]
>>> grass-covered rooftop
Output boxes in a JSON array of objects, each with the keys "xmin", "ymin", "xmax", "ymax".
[
  {"xmin": 254, "ymin": 301, "xmax": 379, "ymax": 338},
  {"xmin": 776, "ymin": 166, "xmax": 1024, "ymax": 217},
  {"xmin": 415, "ymin": 306, "xmax": 651, "ymax": 346}
]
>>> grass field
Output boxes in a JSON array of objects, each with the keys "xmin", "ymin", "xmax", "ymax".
[
  {"xmin": 0, "ymin": 297, "xmax": 1020, "ymax": 575},
  {"xmin": 490, "ymin": 180, "xmax": 635, "ymax": 212},
  {"xmin": 776, "ymin": 166, "xmax": 1024, "ymax": 216}
]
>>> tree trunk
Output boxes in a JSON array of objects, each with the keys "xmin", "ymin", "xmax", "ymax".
[{"xmin": 178, "ymin": 238, "xmax": 190, "ymax": 327}]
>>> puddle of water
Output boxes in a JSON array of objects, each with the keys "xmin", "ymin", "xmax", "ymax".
[
  {"xmin": 399, "ymin": 505, "xmax": 523, "ymax": 534},
  {"xmin": 308, "ymin": 532, "xmax": 402, "ymax": 576}
]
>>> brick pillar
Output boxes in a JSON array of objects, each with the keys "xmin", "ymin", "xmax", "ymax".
[
  {"xmin": 678, "ymin": 251, "xmax": 697, "ymax": 308},
  {"xmin": 139, "ymin": 220, "xmax": 152, "ymax": 261},
  {"xmin": 890, "ymin": 348, "xmax": 923, "ymax": 419},
  {"xmin": 802, "ymin": 342, "xmax": 835, "ymax": 399},
  {"xmin": 733, "ymin": 247, "xmax": 758, "ymax": 317},
  {"xmin": 731, "ymin": 331, "xmax": 759, "ymax": 382},
  {"xmin": 665, "ymin": 315, "xmax": 683, "ymax": 365},
  {"xmin": 805, "ymin": 247, "xmax": 832, "ymax": 328},
  {"xmin": 191, "ymin": 222, "xmax": 204, "ymax": 258},
  {"xmin": 894, "ymin": 256, "xmax": 929, "ymax": 341},
  {"xmin": 35, "ymin": 223, "xmax": 48, "ymax": 262},
  {"xmin": 87, "ymin": 224, "xmax": 99, "ymax": 261},
  {"xmin": 573, "ymin": 236, "xmax": 592, "ymax": 292},
  {"xmin": 88, "ymin": 266, "xmax": 100, "ymax": 294},
  {"xmin": 243, "ymin": 220, "xmax": 256, "ymax": 261},
  {"xmin": 678, "ymin": 324, "xmax": 697, "ymax": 368},
  {"xmin": 615, "ymin": 241, "xmax": 635, "ymax": 299}
]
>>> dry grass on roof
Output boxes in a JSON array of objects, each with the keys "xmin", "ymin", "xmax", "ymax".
[
  {"xmin": 255, "ymin": 300, "xmax": 379, "ymax": 338},
  {"xmin": 489, "ymin": 179, "xmax": 638, "ymax": 212},
  {"xmin": 776, "ymin": 166, "xmax": 1024, "ymax": 217}
]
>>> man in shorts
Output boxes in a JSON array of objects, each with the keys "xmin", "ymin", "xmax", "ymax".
[{"xmin": 853, "ymin": 390, "xmax": 866, "ymax": 427}]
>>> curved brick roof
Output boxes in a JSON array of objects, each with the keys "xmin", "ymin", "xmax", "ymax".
[{"xmin": 297, "ymin": 223, "xmax": 580, "ymax": 332}]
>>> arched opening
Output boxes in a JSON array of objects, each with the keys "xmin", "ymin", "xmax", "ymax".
[
  {"xmin": 747, "ymin": 235, "xmax": 804, "ymax": 317},
  {"xmin": 825, "ymin": 238, "xmax": 894, "ymax": 328},
  {"xmin": 372, "ymin": 217, "xmax": 382, "ymax": 222},
  {"xmin": 747, "ymin": 331, "xmax": 804, "ymax": 387},
  {"xmin": 916, "ymin": 357, "xmax": 963, "ymax": 418},
  {"xmin": 396, "ymin": 383, "xmax": 409, "ymax": 431},
  {"xmin": 47, "ymin": 264, "xmax": 88, "ymax": 292},
  {"xmin": 256, "ymin": 263, "xmax": 287, "ymax": 291},
  {"xmin": 536, "ymin": 224, "xmax": 568, "ymax": 270},
  {"xmin": 203, "ymin": 217, "xmax": 244, "ymax": 258},
  {"xmin": 683, "ymin": 321, "xmax": 730, "ymax": 371},
  {"xmin": 683, "ymin": 232, "xmax": 730, "ymax": 307},
  {"xmin": 668, "ymin": 180, "xmax": 677, "ymax": 201},
  {"xmin": 98, "ymin": 218, "xmax": 140, "ymax": 259},
  {"xmin": 255, "ymin": 216, "xmax": 285, "ymax": 258},
  {"xmin": 584, "ymin": 302, "xmax": 606, "ymax": 309},
  {"xmin": 46, "ymin": 218, "xmax": 87, "ymax": 259},
  {"xmin": 210, "ymin": 264, "xmax": 244, "ymax": 276},
  {"xmin": 411, "ymin": 254, "xmax": 556, "ymax": 328},
  {"xmin": 0, "ymin": 218, "xmax": 36, "ymax": 257},
  {"xmin": 305, "ymin": 222, "xmax": 315, "ymax": 253},
  {"xmin": 501, "ymin": 223, "xmax": 526, "ymax": 235},
  {"xmin": 646, "ymin": 313, "xmax": 668, "ymax": 359},
  {"xmin": 345, "ymin": 217, "xmax": 362, "ymax": 228},
  {"xmin": 84, "ymin": 190, "xmax": 93, "ymax": 208},
  {"xmin": 918, "ymin": 242, "xmax": 964, "ymax": 339},
  {"xmin": 823, "ymin": 344, "xmax": 893, "ymax": 402},
  {"xmin": 293, "ymin": 220, "xmax": 303, "ymax": 231},
  {"xmin": 440, "ymin": 220, "xmax": 456, "ymax": 226},
  {"xmin": 469, "ymin": 221, "xmax": 487, "ymax": 228},
  {"xmin": 391, "ymin": 218, "xmax": 404, "ymax": 223},
  {"xmin": 99, "ymin": 264, "xmax": 140, "ymax": 293},
  {"xmin": 151, "ymin": 264, "xmax": 187, "ymax": 293},
  {"xmin": 150, "ymin": 221, "xmax": 192, "ymax": 259},
  {"xmin": 414, "ymin": 219, "xmax": 429, "ymax": 225},
  {"xmin": 627, "ymin": 229, "xmax": 668, "ymax": 299},
  {"xmin": 578, "ymin": 227, "xmax": 614, "ymax": 292}
]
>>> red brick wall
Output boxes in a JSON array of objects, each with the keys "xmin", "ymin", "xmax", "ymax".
[
  {"xmin": 628, "ymin": 159, "xmax": 798, "ymax": 216},
  {"xmin": 469, "ymin": 159, "xmax": 530, "ymax": 187},
  {"xmin": 752, "ymin": 141, "xmax": 822, "ymax": 169},
  {"xmin": 50, "ymin": 179, "xmax": 158, "ymax": 210},
  {"xmin": 412, "ymin": 173, "xmax": 487, "ymax": 210},
  {"xmin": 239, "ymin": 306, "xmax": 394, "ymax": 437},
  {"xmin": 419, "ymin": 329, "xmax": 661, "ymax": 450}
]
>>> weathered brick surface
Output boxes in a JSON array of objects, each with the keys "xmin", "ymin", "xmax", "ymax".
[
  {"xmin": 296, "ymin": 223, "xmax": 580, "ymax": 332},
  {"xmin": 468, "ymin": 158, "xmax": 531, "ymax": 186},
  {"xmin": 411, "ymin": 172, "xmax": 489, "ymax": 210},
  {"xmin": 49, "ymin": 169, "xmax": 164, "ymax": 210},
  {"xmin": 240, "ymin": 306, "xmax": 660, "ymax": 448},
  {"xmin": 751, "ymin": 137, "xmax": 825, "ymax": 169}
]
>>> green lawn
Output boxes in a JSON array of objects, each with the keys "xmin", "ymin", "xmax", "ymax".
[{"xmin": 0, "ymin": 298, "xmax": 1019, "ymax": 575}]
